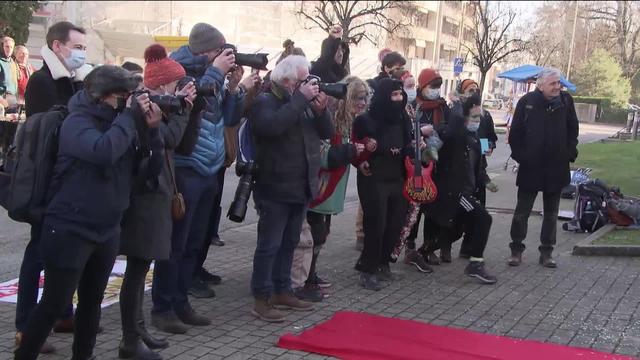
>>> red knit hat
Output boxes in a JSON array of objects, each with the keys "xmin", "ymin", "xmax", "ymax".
[
  {"xmin": 418, "ymin": 68, "xmax": 441, "ymax": 89},
  {"xmin": 143, "ymin": 44, "xmax": 186, "ymax": 90}
]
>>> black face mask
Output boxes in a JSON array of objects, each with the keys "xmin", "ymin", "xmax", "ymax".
[
  {"xmin": 390, "ymin": 100, "xmax": 404, "ymax": 111},
  {"xmin": 115, "ymin": 96, "xmax": 127, "ymax": 113}
]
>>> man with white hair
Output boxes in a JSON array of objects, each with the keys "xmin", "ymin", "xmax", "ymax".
[
  {"xmin": 507, "ymin": 67, "xmax": 579, "ymax": 268},
  {"xmin": 249, "ymin": 55, "xmax": 333, "ymax": 322}
]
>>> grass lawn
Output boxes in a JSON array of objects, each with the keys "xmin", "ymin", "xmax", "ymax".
[
  {"xmin": 593, "ymin": 229, "xmax": 640, "ymax": 245},
  {"xmin": 574, "ymin": 141, "xmax": 640, "ymax": 196}
]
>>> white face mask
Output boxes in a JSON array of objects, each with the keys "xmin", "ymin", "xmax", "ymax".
[
  {"xmin": 64, "ymin": 48, "xmax": 86, "ymax": 70},
  {"xmin": 405, "ymin": 88, "xmax": 417, "ymax": 102},
  {"xmin": 425, "ymin": 88, "xmax": 440, "ymax": 100},
  {"xmin": 466, "ymin": 122, "xmax": 480, "ymax": 132}
]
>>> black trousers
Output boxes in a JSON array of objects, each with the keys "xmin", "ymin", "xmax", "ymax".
[
  {"xmin": 120, "ymin": 257, "xmax": 151, "ymax": 341},
  {"xmin": 406, "ymin": 207, "xmax": 440, "ymax": 251},
  {"xmin": 510, "ymin": 188, "xmax": 561, "ymax": 254},
  {"xmin": 425, "ymin": 194, "xmax": 492, "ymax": 259},
  {"xmin": 15, "ymin": 221, "xmax": 119, "ymax": 360},
  {"xmin": 460, "ymin": 186, "xmax": 487, "ymax": 255},
  {"xmin": 195, "ymin": 167, "xmax": 227, "ymax": 279},
  {"xmin": 305, "ymin": 211, "xmax": 331, "ymax": 283},
  {"xmin": 356, "ymin": 176, "xmax": 408, "ymax": 274}
]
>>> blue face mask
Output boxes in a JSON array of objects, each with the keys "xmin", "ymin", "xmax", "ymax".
[
  {"xmin": 405, "ymin": 88, "xmax": 417, "ymax": 102},
  {"xmin": 64, "ymin": 48, "xmax": 86, "ymax": 71},
  {"xmin": 466, "ymin": 122, "xmax": 480, "ymax": 132}
]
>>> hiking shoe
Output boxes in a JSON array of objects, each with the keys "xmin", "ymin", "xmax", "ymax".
[
  {"xmin": 359, "ymin": 272, "xmax": 382, "ymax": 291},
  {"xmin": 271, "ymin": 293, "xmax": 314, "ymax": 311},
  {"xmin": 309, "ymin": 274, "xmax": 332, "ymax": 288},
  {"xmin": 440, "ymin": 247, "xmax": 452, "ymax": 263},
  {"xmin": 377, "ymin": 264, "xmax": 393, "ymax": 282},
  {"xmin": 404, "ymin": 250, "xmax": 433, "ymax": 273},
  {"xmin": 294, "ymin": 285, "xmax": 324, "ymax": 303},
  {"xmin": 198, "ymin": 268, "xmax": 222, "ymax": 285},
  {"xmin": 176, "ymin": 308, "xmax": 211, "ymax": 326},
  {"xmin": 508, "ymin": 252, "xmax": 522, "ymax": 267},
  {"xmin": 15, "ymin": 332, "xmax": 55, "ymax": 354},
  {"xmin": 252, "ymin": 297, "xmax": 286, "ymax": 323},
  {"xmin": 425, "ymin": 251, "xmax": 441, "ymax": 265},
  {"xmin": 151, "ymin": 312, "xmax": 188, "ymax": 334},
  {"xmin": 188, "ymin": 279, "xmax": 216, "ymax": 298},
  {"xmin": 465, "ymin": 261, "xmax": 497, "ymax": 284},
  {"xmin": 539, "ymin": 254, "xmax": 557, "ymax": 268}
]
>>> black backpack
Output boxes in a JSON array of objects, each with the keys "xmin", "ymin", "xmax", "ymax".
[
  {"xmin": 563, "ymin": 179, "xmax": 611, "ymax": 233},
  {"xmin": 4, "ymin": 105, "xmax": 69, "ymax": 224}
]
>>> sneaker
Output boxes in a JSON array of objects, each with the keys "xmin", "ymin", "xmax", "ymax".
[
  {"xmin": 508, "ymin": 252, "xmax": 522, "ymax": 266},
  {"xmin": 309, "ymin": 274, "xmax": 332, "ymax": 288},
  {"xmin": 377, "ymin": 264, "xmax": 392, "ymax": 282},
  {"xmin": 176, "ymin": 308, "xmax": 211, "ymax": 326},
  {"xmin": 271, "ymin": 293, "xmax": 314, "ymax": 311},
  {"xmin": 252, "ymin": 297, "xmax": 286, "ymax": 323},
  {"xmin": 188, "ymin": 278, "xmax": 216, "ymax": 298},
  {"xmin": 294, "ymin": 285, "xmax": 323, "ymax": 303},
  {"xmin": 198, "ymin": 268, "xmax": 222, "ymax": 285},
  {"xmin": 151, "ymin": 312, "xmax": 188, "ymax": 334},
  {"xmin": 359, "ymin": 272, "xmax": 382, "ymax": 291},
  {"xmin": 404, "ymin": 250, "xmax": 433, "ymax": 273},
  {"xmin": 539, "ymin": 254, "xmax": 557, "ymax": 268},
  {"xmin": 464, "ymin": 261, "xmax": 497, "ymax": 284}
]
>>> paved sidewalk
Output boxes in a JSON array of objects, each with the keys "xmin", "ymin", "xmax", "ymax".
[{"xmin": 1, "ymin": 169, "xmax": 640, "ymax": 359}]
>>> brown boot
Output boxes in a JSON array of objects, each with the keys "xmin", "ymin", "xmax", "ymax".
[
  {"xmin": 539, "ymin": 253, "xmax": 557, "ymax": 268},
  {"xmin": 252, "ymin": 297, "xmax": 286, "ymax": 323},
  {"xmin": 271, "ymin": 293, "xmax": 314, "ymax": 311},
  {"xmin": 508, "ymin": 252, "xmax": 522, "ymax": 266}
]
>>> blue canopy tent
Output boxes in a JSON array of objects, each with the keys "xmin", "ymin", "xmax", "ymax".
[{"xmin": 497, "ymin": 64, "xmax": 577, "ymax": 92}]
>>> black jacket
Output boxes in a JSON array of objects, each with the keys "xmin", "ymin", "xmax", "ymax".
[
  {"xmin": 509, "ymin": 90, "xmax": 579, "ymax": 192},
  {"xmin": 310, "ymin": 36, "xmax": 349, "ymax": 83},
  {"xmin": 45, "ymin": 90, "xmax": 163, "ymax": 243},
  {"xmin": 251, "ymin": 84, "xmax": 333, "ymax": 204},
  {"xmin": 366, "ymin": 72, "xmax": 390, "ymax": 95},
  {"xmin": 24, "ymin": 62, "xmax": 80, "ymax": 117}
]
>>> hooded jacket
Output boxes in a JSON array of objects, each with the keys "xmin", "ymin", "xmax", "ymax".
[
  {"xmin": 170, "ymin": 45, "xmax": 244, "ymax": 176},
  {"xmin": 45, "ymin": 90, "xmax": 163, "ymax": 242},
  {"xmin": 310, "ymin": 36, "xmax": 349, "ymax": 84}
]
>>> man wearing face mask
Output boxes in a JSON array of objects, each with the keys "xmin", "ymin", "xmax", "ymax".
[
  {"xmin": 24, "ymin": 22, "xmax": 87, "ymax": 117},
  {"xmin": 423, "ymin": 94, "xmax": 497, "ymax": 284},
  {"xmin": 14, "ymin": 65, "xmax": 163, "ymax": 360},
  {"xmin": 507, "ymin": 67, "xmax": 579, "ymax": 268},
  {"xmin": 250, "ymin": 55, "xmax": 332, "ymax": 322},
  {"xmin": 402, "ymin": 68, "xmax": 448, "ymax": 272},
  {"xmin": 366, "ymin": 51, "xmax": 406, "ymax": 94}
]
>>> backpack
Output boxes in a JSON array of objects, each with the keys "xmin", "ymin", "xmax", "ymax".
[
  {"xmin": 562, "ymin": 179, "xmax": 611, "ymax": 233},
  {"xmin": 4, "ymin": 105, "xmax": 69, "ymax": 224},
  {"xmin": 560, "ymin": 168, "xmax": 591, "ymax": 199}
]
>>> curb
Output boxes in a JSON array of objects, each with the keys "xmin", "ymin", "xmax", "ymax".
[{"xmin": 572, "ymin": 224, "xmax": 640, "ymax": 256}]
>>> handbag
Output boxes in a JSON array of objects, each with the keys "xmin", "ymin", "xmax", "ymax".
[{"xmin": 165, "ymin": 151, "xmax": 185, "ymax": 220}]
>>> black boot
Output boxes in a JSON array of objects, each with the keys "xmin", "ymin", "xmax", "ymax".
[
  {"xmin": 138, "ymin": 320, "xmax": 169, "ymax": 350},
  {"xmin": 119, "ymin": 337, "xmax": 162, "ymax": 360}
]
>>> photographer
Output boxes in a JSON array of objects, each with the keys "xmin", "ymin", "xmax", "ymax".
[
  {"xmin": 117, "ymin": 44, "xmax": 197, "ymax": 359},
  {"xmin": 151, "ymin": 22, "xmax": 245, "ymax": 333},
  {"xmin": 14, "ymin": 65, "xmax": 162, "ymax": 360},
  {"xmin": 250, "ymin": 55, "xmax": 332, "ymax": 322}
]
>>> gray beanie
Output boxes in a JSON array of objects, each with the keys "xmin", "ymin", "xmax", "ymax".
[{"xmin": 189, "ymin": 23, "xmax": 226, "ymax": 54}]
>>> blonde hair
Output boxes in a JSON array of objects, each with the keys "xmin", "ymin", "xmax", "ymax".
[{"xmin": 334, "ymin": 76, "xmax": 370, "ymax": 137}]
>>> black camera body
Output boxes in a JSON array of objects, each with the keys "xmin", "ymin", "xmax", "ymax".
[
  {"xmin": 133, "ymin": 90, "xmax": 187, "ymax": 115},
  {"xmin": 222, "ymin": 44, "xmax": 269, "ymax": 70},
  {"xmin": 177, "ymin": 76, "xmax": 219, "ymax": 98},
  {"xmin": 305, "ymin": 75, "xmax": 348, "ymax": 99},
  {"xmin": 227, "ymin": 160, "xmax": 257, "ymax": 223}
]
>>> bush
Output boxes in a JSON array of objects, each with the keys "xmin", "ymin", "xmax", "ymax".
[
  {"xmin": 572, "ymin": 49, "xmax": 631, "ymax": 107},
  {"xmin": 600, "ymin": 106, "xmax": 630, "ymax": 124}
]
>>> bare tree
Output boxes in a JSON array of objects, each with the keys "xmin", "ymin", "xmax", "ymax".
[
  {"xmin": 463, "ymin": 0, "xmax": 525, "ymax": 94},
  {"xmin": 294, "ymin": 1, "xmax": 414, "ymax": 46}
]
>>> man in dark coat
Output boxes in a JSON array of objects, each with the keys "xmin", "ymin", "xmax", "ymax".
[
  {"xmin": 366, "ymin": 51, "xmax": 406, "ymax": 94},
  {"xmin": 507, "ymin": 67, "xmax": 579, "ymax": 268},
  {"xmin": 250, "ymin": 54, "xmax": 332, "ymax": 322}
]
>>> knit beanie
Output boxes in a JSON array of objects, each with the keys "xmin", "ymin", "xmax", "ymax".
[
  {"xmin": 143, "ymin": 44, "xmax": 186, "ymax": 90},
  {"xmin": 189, "ymin": 23, "xmax": 226, "ymax": 54},
  {"xmin": 457, "ymin": 79, "xmax": 479, "ymax": 94},
  {"xmin": 418, "ymin": 68, "xmax": 442, "ymax": 89}
]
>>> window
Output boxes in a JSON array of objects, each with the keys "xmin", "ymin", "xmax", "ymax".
[
  {"xmin": 414, "ymin": 12, "xmax": 429, "ymax": 28},
  {"xmin": 415, "ymin": 46, "xmax": 427, "ymax": 59},
  {"xmin": 442, "ymin": 18, "xmax": 459, "ymax": 37},
  {"xmin": 464, "ymin": 27, "xmax": 475, "ymax": 42}
]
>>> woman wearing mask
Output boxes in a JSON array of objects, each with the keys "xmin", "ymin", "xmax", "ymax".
[
  {"xmin": 117, "ymin": 44, "xmax": 198, "ymax": 360},
  {"xmin": 402, "ymin": 68, "xmax": 449, "ymax": 272},
  {"xmin": 297, "ymin": 77, "xmax": 371, "ymax": 301},
  {"xmin": 352, "ymin": 78, "xmax": 411, "ymax": 291}
]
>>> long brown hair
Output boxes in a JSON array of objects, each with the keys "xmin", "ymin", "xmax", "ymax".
[{"xmin": 334, "ymin": 76, "xmax": 369, "ymax": 137}]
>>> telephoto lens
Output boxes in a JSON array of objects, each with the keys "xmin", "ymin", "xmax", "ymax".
[
  {"xmin": 227, "ymin": 160, "xmax": 256, "ymax": 223},
  {"xmin": 222, "ymin": 44, "xmax": 269, "ymax": 70}
]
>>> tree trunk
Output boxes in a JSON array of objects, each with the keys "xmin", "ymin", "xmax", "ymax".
[{"xmin": 479, "ymin": 70, "xmax": 488, "ymax": 100}]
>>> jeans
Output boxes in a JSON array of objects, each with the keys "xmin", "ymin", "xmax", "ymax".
[
  {"xmin": 152, "ymin": 167, "xmax": 219, "ymax": 315},
  {"xmin": 120, "ymin": 257, "xmax": 151, "ymax": 341},
  {"xmin": 15, "ymin": 223, "xmax": 73, "ymax": 332},
  {"xmin": 510, "ymin": 188, "xmax": 561, "ymax": 254},
  {"xmin": 15, "ymin": 221, "xmax": 119, "ymax": 360},
  {"xmin": 195, "ymin": 168, "xmax": 227, "ymax": 277},
  {"xmin": 251, "ymin": 194, "xmax": 306, "ymax": 297}
]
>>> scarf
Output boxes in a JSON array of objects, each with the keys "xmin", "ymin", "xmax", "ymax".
[{"xmin": 416, "ymin": 93, "xmax": 446, "ymax": 126}]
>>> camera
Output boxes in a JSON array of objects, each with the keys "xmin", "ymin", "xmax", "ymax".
[
  {"xmin": 132, "ymin": 90, "xmax": 187, "ymax": 115},
  {"xmin": 222, "ymin": 44, "xmax": 269, "ymax": 70},
  {"xmin": 177, "ymin": 76, "xmax": 219, "ymax": 97},
  {"xmin": 304, "ymin": 75, "xmax": 348, "ymax": 99},
  {"xmin": 227, "ymin": 160, "xmax": 257, "ymax": 223}
]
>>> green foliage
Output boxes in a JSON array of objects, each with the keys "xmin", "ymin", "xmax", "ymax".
[
  {"xmin": 573, "ymin": 49, "xmax": 631, "ymax": 107},
  {"xmin": 574, "ymin": 141, "xmax": 640, "ymax": 196},
  {"xmin": 0, "ymin": 1, "xmax": 41, "ymax": 45}
]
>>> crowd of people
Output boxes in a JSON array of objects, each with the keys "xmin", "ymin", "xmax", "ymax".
[{"xmin": 1, "ymin": 20, "xmax": 579, "ymax": 360}]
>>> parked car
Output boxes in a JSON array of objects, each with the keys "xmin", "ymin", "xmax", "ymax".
[{"xmin": 482, "ymin": 98, "xmax": 504, "ymax": 109}]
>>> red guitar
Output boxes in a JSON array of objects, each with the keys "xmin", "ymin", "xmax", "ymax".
[{"xmin": 403, "ymin": 108, "xmax": 437, "ymax": 204}]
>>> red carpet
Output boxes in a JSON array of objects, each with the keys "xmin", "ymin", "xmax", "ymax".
[{"xmin": 278, "ymin": 311, "xmax": 637, "ymax": 360}]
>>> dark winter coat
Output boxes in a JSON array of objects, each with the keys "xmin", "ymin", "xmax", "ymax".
[
  {"xmin": 508, "ymin": 90, "xmax": 579, "ymax": 193},
  {"xmin": 120, "ymin": 111, "xmax": 194, "ymax": 260},
  {"xmin": 24, "ymin": 62, "xmax": 80, "ymax": 117},
  {"xmin": 310, "ymin": 36, "xmax": 349, "ymax": 84},
  {"xmin": 251, "ymin": 83, "xmax": 333, "ymax": 204},
  {"xmin": 44, "ymin": 90, "xmax": 163, "ymax": 243}
]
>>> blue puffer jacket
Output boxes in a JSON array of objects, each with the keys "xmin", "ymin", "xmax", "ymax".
[{"xmin": 170, "ymin": 45, "xmax": 243, "ymax": 176}]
